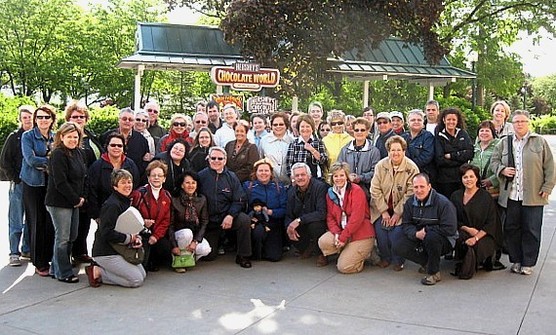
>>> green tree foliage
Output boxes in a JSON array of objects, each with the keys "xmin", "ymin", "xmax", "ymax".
[{"xmin": 532, "ymin": 74, "xmax": 556, "ymax": 113}]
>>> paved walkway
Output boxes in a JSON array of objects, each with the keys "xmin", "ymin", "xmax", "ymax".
[{"xmin": 1, "ymin": 137, "xmax": 556, "ymax": 334}]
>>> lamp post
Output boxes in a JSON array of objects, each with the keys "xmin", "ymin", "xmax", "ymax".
[{"xmin": 469, "ymin": 51, "xmax": 479, "ymax": 110}]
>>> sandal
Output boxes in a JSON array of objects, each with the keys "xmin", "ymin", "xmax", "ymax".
[{"xmin": 58, "ymin": 275, "xmax": 79, "ymax": 284}]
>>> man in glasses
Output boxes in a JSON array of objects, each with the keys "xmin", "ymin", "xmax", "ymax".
[
  {"xmin": 145, "ymin": 101, "xmax": 167, "ymax": 139},
  {"xmin": 198, "ymin": 147, "xmax": 253, "ymax": 268},
  {"xmin": 0, "ymin": 105, "xmax": 35, "ymax": 266},
  {"xmin": 190, "ymin": 112, "xmax": 209, "ymax": 140},
  {"xmin": 374, "ymin": 112, "xmax": 395, "ymax": 158}
]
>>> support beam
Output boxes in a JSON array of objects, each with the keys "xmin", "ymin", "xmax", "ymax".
[
  {"xmin": 428, "ymin": 82, "xmax": 434, "ymax": 101},
  {"xmin": 363, "ymin": 80, "xmax": 369, "ymax": 108},
  {"xmin": 292, "ymin": 96, "xmax": 299, "ymax": 112},
  {"xmin": 134, "ymin": 65, "xmax": 145, "ymax": 110},
  {"xmin": 216, "ymin": 85, "xmax": 223, "ymax": 94}
]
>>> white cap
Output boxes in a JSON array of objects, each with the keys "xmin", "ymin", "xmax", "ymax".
[
  {"xmin": 390, "ymin": 111, "xmax": 404, "ymax": 121},
  {"xmin": 375, "ymin": 112, "xmax": 391, "ymax": 122}
]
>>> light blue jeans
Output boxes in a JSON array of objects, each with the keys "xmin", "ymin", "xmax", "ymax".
[
  {"xmin": 46, "ymin": 206, "xmax": 79, "ymax": 279},
  {"xmin": 8, "ymin": 181, "xmax": 29, "ymax": 256}
]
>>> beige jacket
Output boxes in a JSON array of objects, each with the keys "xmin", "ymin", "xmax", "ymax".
[{"xmin": 370, "ymin": 157, "xmax": 420, "ymax": 223}]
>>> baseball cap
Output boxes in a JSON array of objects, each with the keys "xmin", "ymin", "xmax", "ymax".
[
  {"xmin": 375, "ymin": 112, "xmax": 391, "ymax": 122},
  {"xmin": 390, "ymin": 111, "xmax": 404, "ymax": 122}
]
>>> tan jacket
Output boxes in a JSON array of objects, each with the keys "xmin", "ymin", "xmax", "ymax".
[
  {"xmin": 370, "ymin": 157, "xmax": 419, "ymax": 223},
  {"xmin": 491, "ymin": 132, "xmax": 555, "ymax": 207}
]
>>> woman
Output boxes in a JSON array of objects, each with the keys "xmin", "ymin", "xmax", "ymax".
[
  {"xmin": 134, "ymin": 109, "xmax": 156, "ymax": 161},
  {"xmin": 86, "ymin": 169, "xmax": 147, "ymax": 288},
  {"xmin": 243, "ymin": 159, "xmax": 288, "ymax": 261},
  {"xmin": 322, "ymin": 110, "xmax": 353, "ymax": 169},
  {"xmin": 259, "ymin": 112, "xmax": 293, "ymax": 185},
  {"xmin": 168, "ymin": 170, "xmax": 212, "ymax": 273},
  {"xmin": 370, "ymin": 135, "xmax": 419, "ymax": 271},
  {"xmin": 153, "ymin": 139, "xmax": 191, "ymax": 193},
  {"xmin": 88, "ymin": 133, "xmax": 140, "ymax": 222},
  {"xmin": 401, "ymin": 109, "xmax": 436, "ymax": 182},
  {"xmin": 471, "ymin": 121, "xmax": 500, "ymax": 195},
  {"xmin": 307, "ymin": 101, "xmax": 324, "ymax": 135},
  {"xmin": 490, "ymin": 100, "xmax": 513, "ymax": 137},
  {"xmin": 318, "ymin": 162, "xmax": 375, "ymax": 274},
  {"xmin": 64, "ymin": 101, "xmax": 103, "ymax": 264},
  {"xmin": 188, "ymin": 128, "xmax": 215, "ymax": 172},
  {"xmin": 286, "ymin": 114, "xmax": 328, "ymax": 180},
  {"xmin": 131, "ymin": 160, "xmax": 172, "ymax": 271},
  {"xmin": 288, "ymin": 112, "xmax": 301, "ymax": 138},
  {"xmin": 345, "ymin": 115, "xmax": 356, "ymax": 137},
  {"xmin": 225, "ymin": 122, "xmax": 260, "ymax": 182},
  {"xmin": 157, "ymin": 113, "xmax": 194, "ymax": 154},
  {"xmin": 337, "ymin": 117, "xmax": 380, "ymax": 199},
  {"xmin": 434, "ymin": 107, "xmax": 474, "ymax": 198},
  {"xmin": 450, "ymin": 164, "xmax": 503, "ymax": 278},
  {"xmin": 21, "ymin": 105, "xmax": 56, "ymax": 277},
  {"xmin": 318, "ymin": 121, "xmax": 331, "ymax": 139},
  {"xmin": 250, "ymin": 114, "xmax": 269, "ymax": 148},
  {"xmin": 45, "ymin": 122, "xmax": 87, "ymax": 283}
]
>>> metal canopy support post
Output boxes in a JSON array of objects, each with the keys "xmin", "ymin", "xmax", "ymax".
[
  {"xmin": 428, "ymin": 82, "xmax": 434, "ymax": 101},
  {"xmin": 216, "ymin": 85, "xmax": 223, "ymax": 94},
  {"xmin": 363, "ymin": 80, "xmax": 369, "ymax": 108},
  {"xmin": 134, "ymin": 65, "xmax": 145, "ymax": 110},
  {"xmin": 292, "ymin": 96, "xmax": 299, "ymax": 112}
]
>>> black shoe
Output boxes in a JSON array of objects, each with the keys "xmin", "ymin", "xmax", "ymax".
[
  {"xmin": 492, "ymin": 260, "xmax": 507, "ymax": 271},
  {"xmin": 235, "ymin": 256, "xmax": 252, "ymax": 268}
]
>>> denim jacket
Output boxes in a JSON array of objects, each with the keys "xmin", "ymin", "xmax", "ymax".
[{"xmin": 20, "ymin": 127, "xmax": 54, "ymax": 187}]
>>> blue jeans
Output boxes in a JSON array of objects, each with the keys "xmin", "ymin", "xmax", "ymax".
[
  {"xmin": 505, "ymin": 200, "xmax": 544, "ymax": 267},
  {"xmin": 46, "ymin": 206, "xmax": 79, "ymax": 279},
  {"xmin": 374, "ymin": 218, "xmax": 405, "ymax": 266},
  {"xmin": 8, "ymin": 182, "xmax": 29, "ymax": 256}
]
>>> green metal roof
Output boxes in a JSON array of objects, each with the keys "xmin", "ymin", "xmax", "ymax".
[{"xmin": 119, "ymin": 22, "xmax": 474, "ymax": 84}]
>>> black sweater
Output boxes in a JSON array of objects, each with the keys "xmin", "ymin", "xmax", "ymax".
[{"xmin": 45, "ymin": 147, "xmax": 87, "ymax": 208}]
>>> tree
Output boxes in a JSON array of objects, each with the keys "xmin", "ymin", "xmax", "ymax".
[{"xmin": 532, "ymin": 74, "xmax": 556, "ymax": 113}]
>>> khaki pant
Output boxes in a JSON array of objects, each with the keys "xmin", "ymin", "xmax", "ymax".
[{"xmin": 318, "ymin": 232, "xmax": 374, "ymax": 274}]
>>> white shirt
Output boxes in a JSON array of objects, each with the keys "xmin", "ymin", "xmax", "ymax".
[
  {"xmin": 214, "ymin": 123, "xmax": 236, "ymax": 148},
  {"xmin": 259, "ymin": 133, "xmax": 293, "ymax": 185}
]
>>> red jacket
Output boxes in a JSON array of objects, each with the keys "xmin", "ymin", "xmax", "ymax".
[
  {"xmin": 131, "ymin": 185, "xmax": 172, "ymax": 240},
  {"xmin": 326, "ymin": 183, "xmax": 375, "ymax": 243}
]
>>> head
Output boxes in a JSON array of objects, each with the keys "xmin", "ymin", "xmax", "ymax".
[
  {"xmin": 118, "ymin": 108, "xmax": 135, "ymax": 132},
  {"xmin": 352, "ymin": 117, "xmax": 371, "ymax": 143},
  {"xmin": 144, "ymin": 101, "xmax": 160, "ymax": 124},
  {"xmin": 318, "ymin": 121, "xmax": 331, "ymax": 138},
  {"xmin": 53, "ymin": 122, "xmax": 82, "ymax": 151},
  {"xmin": 33, "ymin": 105, "xmax": 56, "ymax": 132},
  {"xmin": 145, "ymin": 160, "xmax": 168, "ymax": 189},
  {"xmin": 133, "ymin": 110, "xmax": 149, "ymax": 132},
  {"xmin": 345, "ymin": 115, "xmax": 356, "ymax": 136},
  {"xmin": 329, "ymin": 162, "xmax": 350, "ymax": 188},
  {"xmin": 167, "ymin": 138, "xmax": 190, "ymax": 163},
  {"xmin": 192, "ymin": 112, "xmax": 209, "ymax": 132},
  {"xmin": 438, "ymin": 107, "xmax": 465, "ymax": 133},
  {"xmin": 270, "ymin": 112, "xmax": 289, "ymax": 137},
  {"xmin": 251, "ymin": 158, "xmax": 274, "ymax": 184},
  {"xmin": 407, "ymin": 109, "xmax": 425, "ymax": 133},
  {"xmin": 291, "ymin": 162, "xmax": 312, "ymax": 189},
  {"xmin": 390, "ymin": 111, "xmax": 404, "ymax": 132},
  {"xmin": 375, "ymin": 112, "xmax": 392, "ymax": 134},
  {"xmin": 221, "ymin": 104, "xmax": 238, "ymax": 125},
  {"xmin": 177, "ymin": 170, "xmax": 201, "ymax": 195},
  {"xmin": 490, "ymin": 100, "xmax": 511, "ymax": 123},
  {"xmin": 206, "ymin": 100, "xmax": 220, "ymax": 123},
  {"xmin": 170, "ymin": 113, "xmax": 188, "ymax": 134},
  {"xmin": 64, "ymin": 101, "xmax": 89, "ymax": 128},
  {"xmin": 289, "ymin": 112, "xmax": 301, "ymax": 136},
  {"xmin": 362, "ymin": 107, "xmax": 374, "ymax": 124},
  {"xmin": 105, "ymin": 133, "xmax": 127, "ymax": 158},
  {"xmin": 477, "ymin": 120, "xmax": 497, "ymax": 144},
  {"xmin": 459, "ymin": 163, "xmax": 481, "ymax": 190},
  {"xmin": 424, "ymin": 100, "xmax": 440, "ymax": 123},
  {"xmin": 111, "ymin": 169, "xmax": 133, "ymax": 197},
  {"xmin": 413, "ymin": 173, "xmax": 432, "ymax": 201},
  {"xmin": 233, "ymin": 122, "xmax": 249, "ymax": 143},
  {"xmin": 386, "ymin": 135, "xmax": 407, "ymax": 165},
  {"xmin": 194, "ymin": 127, "xmax": 215, "ymax": 148},
  {"xmin": 184, "ymin": 115, "xmax": 193, "ymax": 132},
  {"xmin": 251, "ymin": 114, "xmax": 268, "ymax": 134},
  {"xmin": 511, "ymin": 110, "xmax": 530, "ymax": 138},
  {"xmin": 18, "ymin": 105, "xmax": 34, "ymax": 131},
  {"xmin": 327, "ymin": 110, "xmax": 346, "ymax": 134},
  {"xmin": 207, "ymin": 146, "xmax": 227, "ymax": 173},
  {"xmin": 195, "ymin": 101, "xmax": 207, "ymax": 114},
  {"xmin": 307, "ymin": 101, "xmax": 324, "ymax": 123},
  {"xmin": 296, "ymin": 114, "xmax": 316, "ymax": 139}
]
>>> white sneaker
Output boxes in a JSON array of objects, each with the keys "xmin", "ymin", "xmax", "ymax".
[
  {"xmin": 9, "ymin": 255, "xmax": 22, "ymax": 267},
  {"xmin": 510, "ymin": 263, "xmax": 521, "ymax": 274},
  {"xmin": 520, "ymin": 266, "xmax": 533, "ymax": 275}
]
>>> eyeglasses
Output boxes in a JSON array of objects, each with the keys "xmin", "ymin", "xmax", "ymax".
[
  {"xmin": 109, "ymin": 143, "xmax": 124, "ymax": 148},
  {"xmin": 36, "ymin": 115, "xmax": 52, "ymax": 120},
  {"xmin": 135, "ymin": 118, "xmax": 148, "ymax": 123},
  {"xmin": 173, "ymin": 122, "xmax": 187, "ymax": 127},
  {"xmin": 195, "ymin": 120, "xmax": 207, "ymax": 124},
  {"xmin": 147, "ymin": 109, "xmax": 159, "ymax": 114},
  {"xmin": 353, "ymin": 128, "xmax": 367, "ymax": 133},
  {"xmin": 120, "ymin": 117, "xmax": 133, "ymax": 122},
  {"xmin": 149, "ymin": 174, "xmax": 165, "ymax": 178},
  {"xmin": 377, "ymin": 120, "xmax": 389, "ymax": 125},
  {"xmin": 210, "ymin": 156, "xmax": 225, "ymax": 161},
  {"xmin": 330, "ymin": 121, "xmax": 344, "ymax": 126},
  {"xmin": 272, "ymin": 123, "xmax": 285, "ymax": 127},
  {"xmin": 70, "ymin": 115, "xmax": 87, "ymax": 120}
]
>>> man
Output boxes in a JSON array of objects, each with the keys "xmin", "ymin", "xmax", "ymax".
[
  {"xmin": 101, "ymin": 108, "xmax": 150, "ymax": 177},
  {"xmin": 190, "ymin": 111, "xmax": 209, "ymax": 139},
  {"xmin": 374, "ymin": 112, "xmax": 395, "ymax": 158},
  {"xmin": 285, "ymin": 162, "xmax": 328, "ymax": 266},
  {"xmin": 393, "ymin": 173, "xmax": 458, "ymax": 285},
  {"xmin": 145, "ymin": 101, "xmax": 167, "ymax": 139},
  {"xmin": 0, "ymin": 105, "xmax": 34, "ymax": 266},
  {"xmin": 214, "ymin": 104, "xmax": 239, "ymax": 148},
  {"xmin": 198, "ymin": 147, "xmax": 253, "ymax": 268},
  {"xmin": 206, "ymin": 100, "xmax": 222, "ymax": 134},
  {"xmin": 195, "ymin": 100, "xmax": 207, "ymax": 114},
  {"xmin": 362, "ymin": 106, "xmax": 378, "ymax": 144},
  {"xmin": 424, "ymin": 100, "xmax": 440, "ymax": 134}
]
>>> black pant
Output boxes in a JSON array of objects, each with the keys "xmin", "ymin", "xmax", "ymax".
[
  {"xmin": 290, "ymin": 220, "xmax": 327, "ymax": 255},
  {"xmin": 71, "ymin": 209, "xmax": 91, "ymax": 257},
  {"xmin": 23, "ymin": 183, "xmax": 54, "ymax": 269},
  {"xmin": 204, "ymin": 212, "xmax": 252, "ymax": 261},
  {"xmin": 252, "ymin": 219, "xmax": 283, "ymax": 261},
  {"xmin": 393, "ymin": 229, "xmax": 452, "ymax": 275}
]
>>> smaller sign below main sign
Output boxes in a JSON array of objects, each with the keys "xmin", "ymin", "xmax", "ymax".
[
  {"xmin": 247, "ymin": 96, "xmax": 278, "ymax": 114},
  {"xmin": 211, "ymin": 65, "xmax": 280, "ymax": 92}
]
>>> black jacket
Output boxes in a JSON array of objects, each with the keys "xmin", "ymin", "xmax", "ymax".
[
  {"xmin": 92, "ymin": 191, "xmax": 131, "ymax": 257},
  {"xmin": 434, "ymin": 128, "xmax": 473, "ymax": 184},
  {"xmin": 169, "ymin": 191, "xmax": 209, "ymax": 247},
  {"xmin": 0, "ymin": 128, "xmax": 25, "ymax": 182},
  {"xmin": 45, "ymin": 147, "xmax": 87, "ymax": 208},
  {"xmin": 284, "ymin": 178, "xmax": 328, "ymax": 227}
]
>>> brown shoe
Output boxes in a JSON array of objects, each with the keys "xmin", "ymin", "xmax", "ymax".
[
  {"xmin": 376, "ymin": 260, "xmax": 390, "ymax": 268},
  {"xmin": 300, "ymin": 244, "xmax": 315, "ymax": 259},
  {"xmin": 392, "ymin": 264, "xmax": 404, "ymax": 272},
  {"xmin": 316, "ymin": 255, "xmax": 329, "ymax": 267},
  {"xmin": 85, "ymin": 265, "xmax": 101, "ymax": 288}
]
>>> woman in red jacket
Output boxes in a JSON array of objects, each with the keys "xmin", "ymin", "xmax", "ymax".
[
  {"xmin": 318, "ymin": 162, "xmax": 375, "ymax": 273},
  {"xmin": 131, "ymin": 160, "xmax": 172, "ymax": 271}
]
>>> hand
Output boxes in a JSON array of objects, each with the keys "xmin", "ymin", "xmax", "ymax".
[
  {"xmin": 465, "ymin": 237, "xmax": 478, "ymax": 247},
  {"xmin": 148, "ymin": 235, "xmax": 158, "ymax": 245},
  {"xmin": 502, "ymin": 167, "xmax": 516, "ymax": 178},
  {"xmin": 444, "ymin": 153, "xmax": 451, "ymax": 159},
  {"xmin": 131, "ymin": 234, "xmax": 143, "ymax": 248},
  {"xmin": 481, "ymin": 179, "xmax": 493, "ymax": 188},
  {"xmin": 540, "ymin": 191, "xmax": 550, "ymax": 199},
  {"xmin": 416, "ymin": 228, "xmax": 426, "ymax": 240},
  {"xmin": 74, "ymin": 197, "xmax": 85, "ymax": 208},
  {"xmin": 263, "ymin": 207, "xmax": 273, "ymax": 216},
  {"xmin": 144, "ymin": 219, "xmax": 155, "ymax": 228},
  {"xmin": 187, "ymin": 241, "xmax": 198, "ymax": 253},
  {"xmin": 287, "ymin": 219, "xmax": 300, "ymax": 241},
  {"xmin": 390, "ymin": 213, "xmax": 401, "ymax": 226},
  {"xmin": 221, "ymin": 215, "xmax": 233, "ymax": 230},
  {"xmin": 172, "ymin": 247, "xmax": 181, "ymax": 256},
  {"xmin": 143, "ymin": 152, "xmax": 154, "ymax": 161},
  {"xmin": 303, "ymin": 142, "xmax": 314, "ymax": 153},
  {"xmin": 381, "ymin": 212, "xmax": 391, "ymax": 226}
]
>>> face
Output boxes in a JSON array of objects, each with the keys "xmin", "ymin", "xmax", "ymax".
[
  {"xmin": 443, "ymin": 113, "xmax": 458, "ymax": 132},
  {"xmin": 391, "ymin": 117, "xmax": 403, "ymax": 131},
  {"xmin": 61, "ymin": 130, "xmax": 80, "ymax": 149},
  {"xmin": 134, "ymin": 115, "xmax": 148, "ymax": 132},
  {"xmin": 352, "ymin": 123, "xmax": 369, "ymax": 142},
  {"xmin": 35, "ymin": 110, "xmax": 53, "ymax": 131},
  {"xmin": 388, "ymin": 142, "xmax": 405, "ymax": 165},
  {"xmin": 234, "ymin": 125, "xmax": 248, "ymax": 142},
  {"xmin": 114, "ymin": 177, "xmax": 133, "ymax": 197},
  {"xmin": 292, "ymin": 167, "xmax": 310, "ymax": 189},
  {"xmin": 207, "ymin": 106, "xmax": 220, "ymax": 122},
  {"xmin": 196, "ymin": 104, "xmax": 206, "ymax": 114},
  {"xmin": 172, "ymin": 118, "xmax": 187, "ymax": 134},
  {"xmin": 20, "ymin": 112, "xmax": 33, "ymax": 131},
  {"xmin": 425, "ymin": 104, "xmax": 439, "ymax": 123},
  {"xmin": 408, "ymin": 114, "xmax": 424, "ymax": 133},
  {"xmin": 345, "ymin": 120, "xmax": 354, "ymax": 134},
  {"xmin": 492, "ymin": 104, "xmax": 507, "ymax": 122},
  {"xmin": 478, "ymin": 127, "xmax": 494, "ymax": 143},
  {"xmin": 181, "ymin": 175, "xmax": 197, "ymax": 195},
  {"xmin": 461, "ymin": 169, "xmax": 478, "ymax": 190},
  {"xmin": 512, "ymin": 114, "xmax": 530, "ymax": 137},
  {"xmin": 193, "ymin": 114, "xmax": 208, "ymax": 132},
  {"xmin": 413, "ymin": 176, "xmax": 432, "ymax": 201},
  {"xmin": 107, "ymin": 138, "xmax": 124, "ymax": 158},
  {"xmin": 256, "ymin": 163, "xmax": 272, "ymax": 184},
  {"xmin": 170, "ymin": 143, "xmax": 186, "ymax": 162},
  {"xmin": 332, "ymin": 169, "xmax": 348, "ymax": 188},
  {"xmin": 319, "ymin": 124, "xmax": 331, "ymax": 138},
  {"xmin": 271, "ymin": 117, "xmax": 287, "ymax": 137},
  {"xmin": 197, "ymin": 130, "xmax": 212, "ymax": 147},
  {"xmin": 376, "ymin": 118, "xmax": 392, "ymax": 134},
  {"xmin": 69, "ymin": 111, "xmax": 88, "ymax": 127},
  {"xmin": 299, "ymin": 120, "xmax": 313, "ymax": 138},
  {"xmin": 119, "ymin": 112, "xmax": 134, "ymax": 132},
  {"xmin": 363, "ymin": 110, "xmax": 374, "ymax": 123},
  {"xmin": 148, "ymin": 167, "xmax": 166, "ymax": 188},
  {"xmin": 222, "ymin": 108, "xmax": 237, "ymax": 125},
  {"xmin": 330, "ymin": 119, "xmax": 345, "ymax": 134},
  {"xmin": 309, "ymin": 107, "xmax": 323, "ymax": 121},
  {"xmin": 252, "ymin": 117, "xmax": 266, "ymax": 132},
  {"xmin": 208, "ymin": 150, "xmax": 226, "ymax": 172},
  {"xmin": 146, "ymin": 104, "xmax": 159, "ymax": 123}
]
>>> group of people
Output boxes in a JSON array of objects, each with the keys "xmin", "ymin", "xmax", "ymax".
[{"xmin": 1, "ymin": 98, "xmax": 553, "ymax": 288}]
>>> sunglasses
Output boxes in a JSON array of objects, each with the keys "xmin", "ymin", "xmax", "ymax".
[
  {"xmin": 70, "ymin": 115, "xmax": 87, "ymax": 120},
  {"xmin": 109, "ymin": 143, "xmax": 124, "ymax": 148},
  {"xmin": 321, "ymin": 128, "xmax": 331, "ymax": 132},
  {"xmin": 120, "ymin": 117, "xmax": 133, "ymax": 122},
  {"xmin": 147, "ymin": 109, "xmax": 159, "ymax": 114},
  {"xmin": 353, "ymin": 128, "xmax": 367, "ymax": 133},
  {"xmin": 135, "ymin": 118, "xmax": 148, "ymax": 123},
  {"xmin": 210, "ymin": 157, "xmax": 225, "ymax": 161},
  {"xmin": 195, "ymin": 120, "xmax": 207, "ymax": 124},
  {"xmin": 330, "ymin": 121, "xmax": 344, "ymax": 126},
  {"xmin": 377, "ymin": 120, "xmax": 389, "ymax": 125},
  {"xmin": 272, "ymin": 123, "xmax": 285, "ymax": 126},
  {"xmin": 36, "ymin": 115, "xmax": 52, "ymax": 120},
  {"xmin": 173, "ymin": 122, "xmax": 187, "ymax": 127}
]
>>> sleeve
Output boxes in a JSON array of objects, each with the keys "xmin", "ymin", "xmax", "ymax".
[
  {"xmin": 452, "ymin": 131, "xmax": 474, "ymax": 163},
  {"xmin": 195, "ymin": 196, "xmax": 209, "ymax": 242},
  {"xmin": 370, "ymin": 162, "xmax": 388, "ymax": 215},
  {"xmin": 315, "ymin": 139, "xmax": 328, "ymax": 166},
  {"xmin": 434, "ymin": 136, "xmax": 459, "ymax": 168},
  {"xmin": 285, "ymin": 142, "xmax": 295, "ymax": 178},
  {"xmin": 489, "ymin": 139, "xmax": 506, "ymax": 180},
  {"xmin": 326, "ymin": 195, "xmax": 342, "ymax": 235},
  {"xmin": 360, "ymin": 148, "xmax": 381, "ymax": 183},
  {"xmin": 228, "ymin": 173, "xmax": 247, "ymax": 218},
  {"xmin": 49, "ymin": 150, "xmax": 81, "ymax": 206},
  {"xmin": 541, "ymin": 138, "xmax": 556, "ymax": 194},
  {"xmin": 429, "ymin": 198, "xmax": 458, "ymax": 238},
  {"xmin": 284, "ymin": 187, "xmax": 295, "ymax": 227},
  {"xmin": 401, "ymin": 199, "xmax": 418, "ymax": 240},
  {"xmin": 411, "ymin": 133, "xmax": 435, "ymax": 167},
  {"xmin": 393, "ymin": 166, "xmax": 417, "ymax": 216},
  {"xmin": 338, "ymin": 187, "xmax": 368, "ymax": 243},
  {"xmin": 298, "ymin": 181, "xmax": 327, "ymax": 225},
  {"xmin": 99, "ymin": 202, "xmax": 128, "ymax": 244},
  {"xmin": 270, "ymin": 184, "xmax": 288, "ymax": 219},
  {"xmin": 152, "ymin": 192, "xmax": 172, "ymax": 240},
  {"xmin": 0, "ymin": 132, "xmax": 18, "ymax": 181},
  {"xmin": 21, "ymin": 131, "xmax": 48, "ymax": 170}
]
